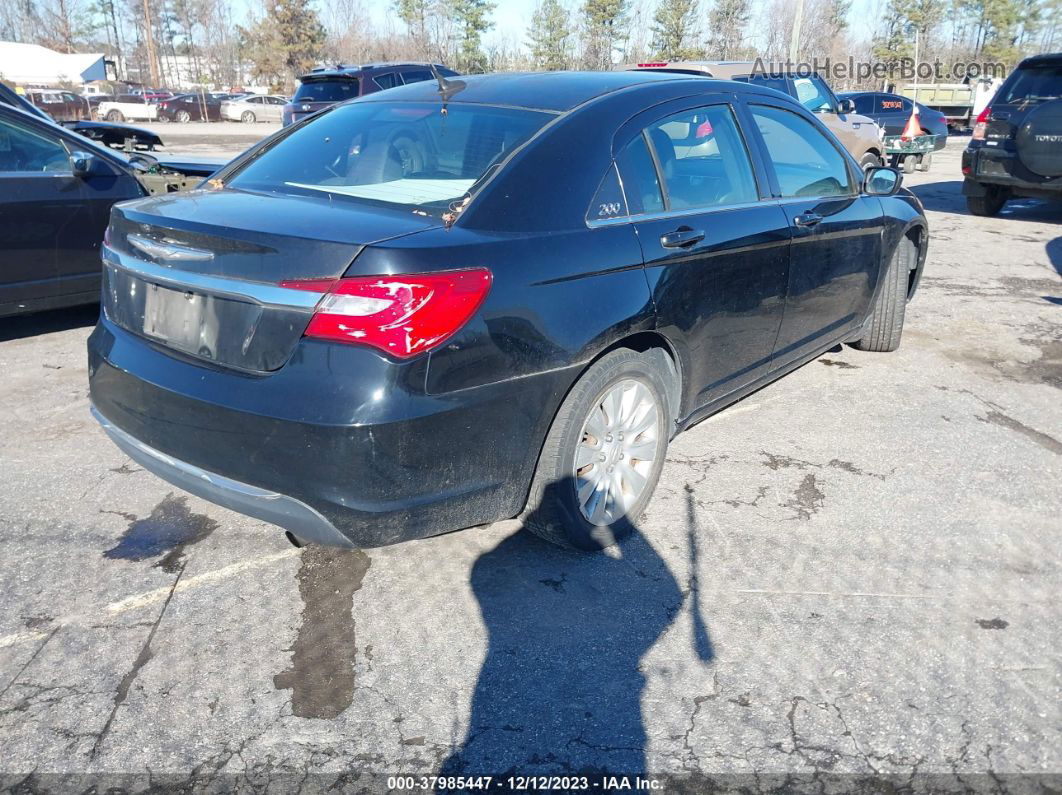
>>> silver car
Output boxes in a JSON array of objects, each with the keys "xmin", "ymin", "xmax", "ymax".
[{"xmin": 220, "ymin": 94, "xmax": 287, "ymax": 123}]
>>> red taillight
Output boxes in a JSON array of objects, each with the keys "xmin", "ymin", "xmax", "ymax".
[
  {"xmin": 282, "ymin": 269, "xmax": 492, "ymax": 359},
  {"xmin": 637, "ymin": 62, "xmax": 668, "ymax": 68},
  {"xmin": 972, "ymin": 106, "xmax": 991, "ymax": 140}
]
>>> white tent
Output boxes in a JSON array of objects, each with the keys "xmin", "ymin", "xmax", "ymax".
[{"xmin": 0, "ymin": 41, "xmax": 107, "ymax": 85}]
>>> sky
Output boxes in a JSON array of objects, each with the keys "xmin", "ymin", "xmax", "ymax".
[{"xmin": 348, "ymin": 0, "xmax": 884, "ymax": 49}]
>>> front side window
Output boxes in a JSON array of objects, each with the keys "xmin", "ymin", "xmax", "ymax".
[
  {"xmin": 644, "ymin": 105, "xmax": 758, "ymax": 211},
  {"xmin": 0, "ymin": 117, "xmax": 70, "ymax": 173},
  {"xmin": 852, "ymin": 94, "xmax": 875, "ymax": 115},
  {"xmin": 615, "ymin": 134, "xmax": 664, "ymax": 215},
  {"xmin": 793, "ymin": 76, "xmax": 835, "ymax": 113},
  {"xmin": 751, "ymin": 105, "xmax": 853, "ymax": 198},
  {"xmin": 227, "ymin": 101, "xmax": 553, "ymax": 216},
  {"xmin": 293, "ymin": 79, "xmax": 360, "ymax": 103}
]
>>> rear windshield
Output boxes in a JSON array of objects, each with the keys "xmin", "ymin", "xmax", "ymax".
[
  {"xmin": 294, "ymin": 79, "xmax": 360, "ymax": 103},
  {"xmin": 227, "ymin": 101, "xmax": 553, "ymax": 216},
  {"xmin": 1000, "ymin": 64, "xmax": 1062, "ymax": 104}
]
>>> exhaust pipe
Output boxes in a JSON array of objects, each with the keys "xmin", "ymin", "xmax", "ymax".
[{"xmin": 284, "ymin": 531, "xmax": 304, "ymax": 549}]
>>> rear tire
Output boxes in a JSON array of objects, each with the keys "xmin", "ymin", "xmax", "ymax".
[
  {"xmin": 106, "ymin": 110, "xmax": 124, "ymax": 122},
  {"xmin": 522, "ymin": 348, "xmax": 675, "ymax": 551},
  {"xmin": 966, "ymin": 186, "xmax": 1008, "ymax": 217},
  {"xmin": 241, "ymin": 110, "xmax": 256, "ymax": 123},
  {"xmin": 853, "ymin": 237, "xmax": 915, "ymax": 353},
  {"xmin": 916, "ymin": 153, "xmax": 932, "ymax": 172}
]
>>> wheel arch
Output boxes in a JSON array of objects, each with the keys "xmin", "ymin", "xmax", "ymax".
[{"xmin": 901, "ymin": 219, "xmax": 929, "ymax": 300}]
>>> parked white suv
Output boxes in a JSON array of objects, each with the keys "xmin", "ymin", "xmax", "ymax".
[{"xmin": 97, "ymin": 94, "xmax": 158, "ymax": 122}]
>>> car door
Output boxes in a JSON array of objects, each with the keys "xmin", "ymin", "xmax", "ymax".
[
  {"xmin": 613, "ymin": 99, "xmax": 792, "ymax": 410},
  {"xmin": 266, "ymin": 96, "xmax": 285, "ymax": 122},
  {"xmin": 877, "ymin": 94, "xmax": 909, "ymax": 135},
  {"xmin": 745, "ymin": 101, "xmax": 885, "ymax": 365},
  {"xmin": 0, "ymin": 111, "xmax": 92, "ymax": 312}
]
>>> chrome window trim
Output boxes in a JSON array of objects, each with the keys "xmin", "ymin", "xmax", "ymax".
[
  {"xmin": 586, "ymin": 199, "xmax": 769, "ymax": 228},
  {"xmin": 101, "ymin": 244, "xmax": 324, "ymax": 309}
]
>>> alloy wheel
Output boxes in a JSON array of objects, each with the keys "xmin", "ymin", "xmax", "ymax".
[{"xmin": 573, "ymin": 378, "xmax": 661, "ymax": 526}]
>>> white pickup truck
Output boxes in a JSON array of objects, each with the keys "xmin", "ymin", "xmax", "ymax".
[{"xmin": 97, "ymin": 94, "xmax": 158, "ymax": 122}]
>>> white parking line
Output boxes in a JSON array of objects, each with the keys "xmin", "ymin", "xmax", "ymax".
[{"xmin": 0, "ymin": 549, "xmax": 299, "ymax": 650}]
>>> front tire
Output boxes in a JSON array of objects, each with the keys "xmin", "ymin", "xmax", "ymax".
[
  {"xmin": 105, "ymin": 110, "xmax": 124, "ymax": 122},
  {"xmin": 966, "ymin": 185, "xmax": 1008, "ymax": 216},
  {"xmin": 853, "ymin": 237, "xmax": 916, "ymax": 353},
  {"xmin": 860, "ymin": 152, "xmax": 882, "ymax": 169},
  {"xmin": 176, "ymin": 109, "xmax": 191, "ymax": 123},
  {"xmin": 241, "ymin": 110, "xmax": 256, "ymax": 123},
  {"xmin": 522, "ymin": 348, "xmax": 674, "ymax": 551}
]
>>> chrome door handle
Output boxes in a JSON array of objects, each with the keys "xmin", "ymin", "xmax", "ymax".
[
  {"xmin": 794, "ymin": 212, "xmax": 822, "ymax": 227},
  {"xmin": 660, "ymin": 228, "xmax": 705, "ymax": 248}
]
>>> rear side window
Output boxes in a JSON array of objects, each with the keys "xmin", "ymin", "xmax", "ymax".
[
  {"xmin": 374, "ymin": 73, "xmax": 399, "ymax": 90},
  {"xmin": 644, "ymin": 105, "xmax": 758, "ymax": 210},
  {"xmin": 999, "ymin": 64, "xmax": 1062, "ymax": 104},
  {"xmin": 878, "ymin": 95, "xmax": 905, "ymax": 113},
  {"xmin": 738, "ymin": 74, "xmax": 792, "ymax": 96},
  {"xmin": 750, "ymin": 105, "xmax": 853, "ymax": 198},
  {"xmin": 616, "ymin": 134, "xmax": 664, "ymax": 214},
  {"xmin": 401, "ymin": 70, "xmax": 433, "ymax": 84},
  {"xmin": 228, "ymin": 101, "xmax": 552, "ymax": 216},
  {"xmin": 294, "ymin": 79, "xmax": 360, "ymax": 102},
  {"xmin": 587, "ymin": 164, "xmax": 626, "ymax": 222}
]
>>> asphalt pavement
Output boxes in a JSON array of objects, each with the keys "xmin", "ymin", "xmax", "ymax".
[{"xmin": 0, "ymin": 138, "xmax": 1058, "ymax": 792}]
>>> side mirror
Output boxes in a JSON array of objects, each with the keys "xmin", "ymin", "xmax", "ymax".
[
  {"xmin": 863, "ymin": 166, "xmax": 902, "ymax": 196},
  {"xmin": 838, "ymin": 98, "xmax": 856, "ymax": 114},
  {"xmin": 69, "ymin": 151, "xmax": 98, "ymax": 178}
]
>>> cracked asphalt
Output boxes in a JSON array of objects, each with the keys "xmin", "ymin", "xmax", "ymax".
[{"xmin": 0, "ymin": 139, "xmax": 1059, "ymax": 792}]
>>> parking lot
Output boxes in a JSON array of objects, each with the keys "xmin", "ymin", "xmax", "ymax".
[{"xmin": 0, "ymin": 136, "xmax": 1059, "ymax": 790}]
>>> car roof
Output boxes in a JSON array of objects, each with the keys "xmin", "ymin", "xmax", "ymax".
[
  {"xmin": 300, "ymin": 62, "xmax": 448, "ymax": 80},
  {"xmin": 624, "ymin": 61, "xmax": 761, "ymax": 78},
  {"xmin": 354, "ymin": 70, "xmax": 734, "ymax": 112},
  {"xmin": 1018, "ymin": 52, "xmax": 1062, "ymax": 68}
]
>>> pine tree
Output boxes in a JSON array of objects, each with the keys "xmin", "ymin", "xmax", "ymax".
[
  {"xmin": 650, "ymin": 0, "xmax": 702, "ymax": 60},
  {"xmin": 581, "ymin": 0, "xmax": 629, "ymax": 69},
  {"xmin": 527, "ymin": 0, "xmax": 572, "ymax": 70},
  {"xmin": 240, "ymin": 0, "xmax": 326, "ymax": 88},
  {"xmin": 452, "ymin": 0, "xmax": 495, "ymax": 73},
  {"xmin": 705, "ymin": 0, "xmax": 750, "ymax": 60}
]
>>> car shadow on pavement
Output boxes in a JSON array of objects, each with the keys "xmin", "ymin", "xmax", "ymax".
[
  {"xmin": 1048, "ymin": 236, "xmax": 1062, "ymax": 279},
  {"xmin": 440, "ymin": 477, "xmax": 712, "ymax": 779},
  {"xmin": 910, "ymin": 181, "xmax": 1062, "ymax": 224},
  {"xmin": 0, "ymin": 303, "xmax": 99, "ymax": 342}
]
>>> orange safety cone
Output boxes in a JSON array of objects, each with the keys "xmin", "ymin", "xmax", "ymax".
[{"xmin": 900, "ymin": 108, "xmax": 923, "ymax": 141}]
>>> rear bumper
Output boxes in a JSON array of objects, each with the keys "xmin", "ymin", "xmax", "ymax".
[
  {"xmin": 93, "ymin": 406, "xmax": 354, "ymax": 547},
  {"xmin": 963, "ymin": 146, "xmax": 1062, "ymax": 196},
  {"xmin": 88, "ymin": 317, "xmax": 574, "ymax": 547}
]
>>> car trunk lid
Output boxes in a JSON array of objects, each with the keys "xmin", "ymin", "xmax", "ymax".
[{"xmin": 103, "ymin": 188, "xmax": 440, "ymax": 372}]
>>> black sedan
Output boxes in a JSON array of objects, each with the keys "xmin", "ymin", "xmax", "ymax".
[
  {"xmin": 88, "ymin": 72, "xmax": 928, "ymax": 552},
  {"xmin": 0, "ymin": 103, "xmax": 222, "ymax": 317},
  {"xmin": 156, "ymin": 93, "xmax": 222, "ymax": 123},
  {"xmin": 839, "ymin": 91, "xmax": 949, "ymax": 142}
]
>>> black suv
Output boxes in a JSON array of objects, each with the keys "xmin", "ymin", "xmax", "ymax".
[
  {"xmin": 963, "ymin": 52, "xmax": 1062, "ymax": 216},
  {"xmin": 282, "ymin": 62, "xmax": 458, "ymax": 126}
]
